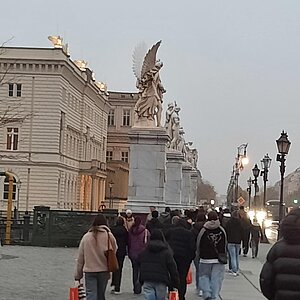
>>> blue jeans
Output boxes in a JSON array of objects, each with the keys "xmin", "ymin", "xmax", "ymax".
[
  {"xmin": 85, "ymin": 272, "xmax": 110, "ymax": 300},
  {"xmin": 199, "ymin": 263, "xmax": 225, "ymax": 300},
  {"xmin": 227, "ymin": 243, "xmax": 241, "ymax": 273},
  {"xmin": 143, "ymin": 282, "xmax": 167, "ymax": 300}
]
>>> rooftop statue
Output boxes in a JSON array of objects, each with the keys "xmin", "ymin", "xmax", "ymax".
[{"xmin": 132, "ymin": 41, "xmax": 166, "ymax": 127}]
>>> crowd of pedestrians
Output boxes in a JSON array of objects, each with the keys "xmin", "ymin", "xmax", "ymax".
[{"xmin": 74, "ymin": 205, "xmax": 266, "ymax": 300}]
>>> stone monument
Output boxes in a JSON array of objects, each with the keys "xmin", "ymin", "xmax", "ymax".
[{"xmin": 127, "ymin": 41, "xmax": 169, "ymax": 212}]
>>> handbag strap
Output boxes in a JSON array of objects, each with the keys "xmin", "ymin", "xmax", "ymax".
[{"xmin": 106, "ymin": 229, "xmax": 112, "ymax": 250}]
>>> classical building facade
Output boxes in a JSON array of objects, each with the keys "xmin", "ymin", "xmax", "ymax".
[
  {"xmin": 0, "ymin": 47, "xmax": 110, "ymax": 213},
  {"xmin": 104, "ymin": 91, "xmax": 138, "ymax": 211}
]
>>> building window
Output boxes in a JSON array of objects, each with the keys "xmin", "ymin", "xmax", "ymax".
[
  {"xmin": 108, "ymin": 110, "xmax": 115, "ymax": 126},
  {"xmin": 6, "ymin": 128, "xmax": 19, "ymax": 150},
  {"xmin": 8, "ymin": 83, "xmax": 22, "ymax": 97},
  {"xmin": 121, "ymin": 151, "xmax": 129, "ymax": 163},
  {"xmin": 3, "ymin": 175, "xmax": 16, "ymax": 201},
  {"xmin": 123, "ymin": 109, "xmax": 131, "ymax": 126},
  {"xmin": 106, "ymin": 151, "xmax": 113, "ymax": 161},
  {"xmin": 16, "ymin": 84, "xmax": 22, "ymax": 97},
  {"xmin": 8, "ymin": 83, "xmax": 14, "ymax": 97}
]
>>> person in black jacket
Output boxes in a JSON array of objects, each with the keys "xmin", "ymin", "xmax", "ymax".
[
  {"xmin": 110, "ymin": 217, "xmax": 128, "ymax": 294},
  {"xmin": 196, "ymin": 211, "xmax": 227, "ymax": 300},
  {"xmin": 146, "ymin": 210, "xmax": 163, "ymax": 234},
  {"xmin": 260, "ymin": 208, "xmax": 300, "ymax": 300},
  {"xmin": 224, "ymin": 210, "xmax": 243, "ymax": 276},
  {"xmin": 139, "ymin": 229, "xmax": 179, "ymax": 300},
  {"xmin": 166, "ymin": 217, "xmax": 195, "ymax": 300},
  {"xmin": 191, "ymin": 212, "xmax": 207, "ymax": 293}
]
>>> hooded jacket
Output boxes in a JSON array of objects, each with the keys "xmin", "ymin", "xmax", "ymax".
[
  {"xmin": 128, "ymin": 224, "xmax": 149, "ymax": 260},
  {"xmin": 139, "ymin": 240, "xmax": 180, "ymax": 288},
  {"xmin": 260, "ymin": 209, "xmax": 300, "ymax": 300},
  {"xmin": 196, "ymin": 220, "xmax": 227, "ymax": 262},
  {"xmin": 75, "ymin": 225, "xmax": 117, "ymax": 280}
]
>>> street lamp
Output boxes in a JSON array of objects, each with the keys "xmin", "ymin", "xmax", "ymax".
[
  {"xmin": 16, "ymin": 179, "xmax": 22, "ymax": 218},
  {"xmin": 234, "ymin": 143, "xmax": 248, "ymax": 203},
  {"xmin": 108, "ymin": 180, "xmax": 114, "ymax": 209},
  {"xmin": 276, "ymin": 131, "xmax": 291, "ymax": 224},
  {"xmin": 260, "ymin": 154, "xmax": 272, "ymax": 209},
  {"xmin": 247, "ymin": 177, "xmax": 252, "ymax": 210},
  {"xmin": 252, "ymin": 164, "xmax": 260, "ymax": 211}
]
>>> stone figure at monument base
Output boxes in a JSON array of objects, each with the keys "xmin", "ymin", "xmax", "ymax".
[{"xmin": 132, "ymin": 41, "xmax": 166, "ymax": 128}]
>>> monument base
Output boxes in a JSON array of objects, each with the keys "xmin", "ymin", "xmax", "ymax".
[{"xmin": 127, "ymin": 128, "xmax": 169, "ymax": 213}]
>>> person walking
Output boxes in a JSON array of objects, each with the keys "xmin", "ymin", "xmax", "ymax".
[
  {"xmin": 75, "ymin": 214, "xmax": 117, "ymax": 300},
  {"xmin": 260, "ymin": 208, "xmax": 300, "ymax": 300},
  {"xmin": 191, "ymin": 212, "xmax": 207, "ymax": 294},
  {"xmin": 128, "ymin": 216, "xmax": 150, "ymax": 294},
  {"xmin": 166, "ymin": 217, "xmax": 195, "ymax": 300},
  {"xmin": 146, "ymin": 210, "xmax": 163, "ymax": 234},
  {"xmin": 110, "ymin": 217, "xmax": 128, "ymax": 294},
  {"xmin": 139, "ymin": 229, "xmax": 180, "ymax": 300},
  {"xmin": 123, "ymin": 209, "xmax": 135, "ymax": 231},
  {"xmin": 224, "ymin": 210, "xmax": 243, "ymax": 276},
  {"xmin": 239, "ymin": 206, "xmax": 251, "ymax": 257},
  {"xmin": 196, "ymin": 211, "xmax": 227, "ymax": 300},
  {"xmin": 250, "ymin": 217, "xmax": 263, "ymax": 258}
]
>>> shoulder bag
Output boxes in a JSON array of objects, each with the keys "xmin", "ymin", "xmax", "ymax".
[{"xmin": 105, "ymin": 232, "xmax": 119, "ymax": 272}]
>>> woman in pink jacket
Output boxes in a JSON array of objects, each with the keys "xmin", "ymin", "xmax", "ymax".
[{"xmin": 75, "ymin": 214, "xmax": 117, "ymax": 300}]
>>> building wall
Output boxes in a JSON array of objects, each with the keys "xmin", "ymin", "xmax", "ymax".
[{"xmin": 0, "ymin": 47, "xmax": 109, "ymax": 212}]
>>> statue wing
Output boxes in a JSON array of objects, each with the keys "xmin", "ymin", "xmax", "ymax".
[
  {"xmin": 141, "ymin": 40, "xmax": 161, "ymax": 78},
  {"xmin": 132, "ymin": 42, "xmax": 147, "ymax": 80}
]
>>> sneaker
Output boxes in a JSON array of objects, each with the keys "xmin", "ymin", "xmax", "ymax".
[
  {"xmin": 229, "ymin": 272, "xmax": 238, "ymax": 277},
  {"xmin": 198, "ymin": 290, "xmax": 203, "ymax": 297},
  {"xmin": 113, "ymin": 291, "xmax": 122, "ymax": 295},
  {"xmin": 243, "ymin": 254, "xmax": 247, "ymax": 257}
]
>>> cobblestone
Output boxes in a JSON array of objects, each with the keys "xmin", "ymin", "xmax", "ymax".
[{"xmin": 0, "ymin": 244, "xmax": 270, "ymax": 300}]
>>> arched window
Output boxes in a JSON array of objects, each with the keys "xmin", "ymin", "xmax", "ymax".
[{"xmin": 3, "ymin": 175, "xmax": 16, "ymax": 200}]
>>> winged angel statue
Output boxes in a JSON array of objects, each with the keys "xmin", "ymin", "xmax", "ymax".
[{"xmin": 132, "ymin": 41, "xmax": 166, "ymax": 127}]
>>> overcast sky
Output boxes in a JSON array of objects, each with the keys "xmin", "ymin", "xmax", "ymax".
[{"xmin": 1, "ymin": 0, "xmax": 300, "ymax": 195}]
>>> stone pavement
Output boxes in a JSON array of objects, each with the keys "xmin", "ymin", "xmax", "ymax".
[{"xmin": 0, "ymin": 243, "xmax": 272, "ymax": 300}]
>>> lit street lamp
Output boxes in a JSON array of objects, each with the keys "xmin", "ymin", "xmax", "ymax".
[
  {"xmin": 234, "ymin": 143, "xmax": 248, "ymax": 203},
  {"xmin": 109, "ymin": 180, "xmax": 114, "ymax": 209},
  {"xmin": 276, "ymin": 131, "xmax": 291, "ymax": 225},
  {"xmin": 247, "ymin": 177, "xmax": 252, "ymax": 210},
  {"xmin": 252, "ymin": 164, "xmax": 260, "ymax": 211},
  {"xmin": 260, "ymin": 154, "xmax": 272, "ymax": 209}
]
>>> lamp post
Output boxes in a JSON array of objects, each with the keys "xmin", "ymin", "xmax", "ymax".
[
  {"xmin": 247, "ymin": 177, "xmax": 252, "ymax": 210},
  {"xmin": 108, "ymin": 180, "xmax": 114, "ymax": 209},
  {"xmin": 252, "ymin": 164, "xmax": 260, "ymax": 212},
  {"xmin": 234, "ymin": 143, "xmax": 249, "ymax": 203},
  {"xmin": 276, "ymin": 131, "xmax": 291, "ymax": 224},
  {"xmin": 260, "ymin": 154, "xmax": 272, "ymax": 209},
  {"xmin": 16, "ymin": 179, "xmax": 22, "ymax": 218}
]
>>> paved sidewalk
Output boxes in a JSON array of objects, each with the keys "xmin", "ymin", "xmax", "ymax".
[{"xmin": 0, "ymin": 243, "xmax": 272, "ymax": 300}]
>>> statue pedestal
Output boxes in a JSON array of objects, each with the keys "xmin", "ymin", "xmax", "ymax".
[
  {"xmin": 126, "ymin": 128, "xmax": 169, "ymax": 213},
  {"xmin": 165, "ymin": 150, "xmax": 184, "ymax": 208}
]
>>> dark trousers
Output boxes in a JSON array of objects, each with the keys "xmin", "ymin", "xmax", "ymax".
[
  {"xmin": 174, "ymin": 256, "xmax": 191, "ymax": 300},
  {"xmin": 242, "ymin": 230, "xmax": 250, "ymax": 255},
  {"xmin": 251, "ymin": 239, "xmax": 259, "ymax": 258},
  {"xmin": 129, "ymin": 257, "xmax": 142, "ymax": 294},
  {"xmin": 111, "ymin": 254, "xmax": 125, "ymax": 292}
]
